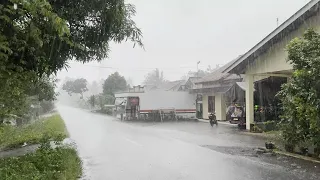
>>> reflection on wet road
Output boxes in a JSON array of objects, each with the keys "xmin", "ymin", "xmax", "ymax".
[{"xmin": 58, "ymin": 106, "xmax": 319, "ymax": 180}]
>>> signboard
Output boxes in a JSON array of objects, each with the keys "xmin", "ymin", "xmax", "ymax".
[{"xmin": 129, "ymin": 97, "xmax": 139, "ymax": 105}]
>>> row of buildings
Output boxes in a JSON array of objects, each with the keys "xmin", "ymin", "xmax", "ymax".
[{"xmin": 114, "ymin": 0, "xmax": 320, "ymax": 130}]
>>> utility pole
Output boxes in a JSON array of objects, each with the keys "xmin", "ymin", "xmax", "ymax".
[{"xmin": 277, "ymin": 18, "xmax": 279, "ymax": 27}]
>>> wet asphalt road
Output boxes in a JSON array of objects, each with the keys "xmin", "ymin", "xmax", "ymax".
[{"xmin": 58, "ymin": 106, "xmax": 319, "ymax": 180}]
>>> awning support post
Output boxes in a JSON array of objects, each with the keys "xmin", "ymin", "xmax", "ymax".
[{"xmin": 245, "ymin": 74, "xmax": 254, "ymax": 130}]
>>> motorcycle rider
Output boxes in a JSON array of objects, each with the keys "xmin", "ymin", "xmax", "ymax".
[{"xmin": 209, "ymin": 112, "xmax": 217, "ymax": 126}]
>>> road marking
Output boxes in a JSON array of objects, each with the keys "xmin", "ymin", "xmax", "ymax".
[{"xmin": 123, "ymin": 137, "xmax": 143, "ymax": 147}]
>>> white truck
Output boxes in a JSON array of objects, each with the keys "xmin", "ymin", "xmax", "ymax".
[{"xmin": 114, "ymin": 90, "xmax": 196, "ymax": 121}]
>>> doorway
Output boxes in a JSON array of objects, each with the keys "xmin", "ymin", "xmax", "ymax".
[{"xmin": 208, "ymin": 96, "xmax": 215, "ymax": 113}]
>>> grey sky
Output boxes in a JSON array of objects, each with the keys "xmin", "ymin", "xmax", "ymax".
[{"xmin": 57, "ymin": 0, "xmax": 310, "ymax": 86}]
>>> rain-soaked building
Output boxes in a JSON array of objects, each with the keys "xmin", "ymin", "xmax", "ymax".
[
  {"xmin": 222, "ymin": 0, "xmax": 320, "ymax": 130},
  {"xmin": 191, "ymin": 56, "xmax": 243, "ymax": 120}
]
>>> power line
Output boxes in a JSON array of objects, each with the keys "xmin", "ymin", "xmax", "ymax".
[{"xmin": 68, "ymin": 63, "xmax": 202, "ymax": 71}]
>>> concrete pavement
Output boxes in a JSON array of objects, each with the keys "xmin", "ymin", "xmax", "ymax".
[
  {"xmin": 197, "ymin": 118, "xmax": 237, "ymax": 126},
  {"xmin": 58, "ymin": 105, "xmax": 320, "ymax": 180}
]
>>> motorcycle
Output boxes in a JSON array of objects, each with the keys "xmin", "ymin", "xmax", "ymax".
[{"xmin": 209, "ymin": 112, "xmax": 218, "ymax": 126}]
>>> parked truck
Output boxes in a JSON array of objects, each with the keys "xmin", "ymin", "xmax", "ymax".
[{"xmin": 114, "ymin": 90, "xmax": 196, "ymax": 121}]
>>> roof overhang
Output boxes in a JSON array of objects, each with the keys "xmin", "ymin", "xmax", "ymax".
[
  {"xmin": 190, "ymin": 86, "xmax": 232, "ymax": 94},
  {"xmin": 222, "ymin": 0, "xmax": 320, "ymax": 74}
]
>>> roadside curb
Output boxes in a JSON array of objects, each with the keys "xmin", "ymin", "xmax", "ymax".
[
  {"xmin": 197, "ymin": 119, "xmax": 209, "ymax": 123},
  {"xmin": 273, "ymin": 150, "xmax": 320, "ymax": 164},
  {"xmin": 240, "ymin": 132, "xmax": 320, "ymax": 164}
]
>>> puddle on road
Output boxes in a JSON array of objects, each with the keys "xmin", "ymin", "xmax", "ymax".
[{"xmin": 201, "ymin": 145, "xmax": 259, "ymax": 157}]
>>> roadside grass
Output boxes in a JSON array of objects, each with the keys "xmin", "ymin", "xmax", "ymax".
[
  {"xmin": 0, "ymin": 114, "xmax": 83, "ymax": 180},
  {"xmin": 0, "ymin": 145, "xmax": 82, "ymax": 180},
  {"xmin": 0, "ymin": 114, "xmax": 68, "ymax": 150}
]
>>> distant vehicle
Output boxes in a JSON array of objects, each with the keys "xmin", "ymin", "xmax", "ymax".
[
  {"xmin": 114, "ymin": 90, "xmax": 196, "ymax": 121},
  {"xmin": 229, "ymin": 104, "xmax": 245, "ymax": 125},
  {"xmin": 209, "ymin": 112, "xmax": 217, "ymax": 126}
]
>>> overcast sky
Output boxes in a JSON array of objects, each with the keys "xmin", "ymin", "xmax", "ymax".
[{"xmin": 57, "ymin": 0, "xmax": 310, "ymax": 86}]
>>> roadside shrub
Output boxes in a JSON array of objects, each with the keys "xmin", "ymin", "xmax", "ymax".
[
  {"xmin": 278, "ymin": 29, "xmax": 320, "ymax": 154},
  {"xmin": 251, "ymin": 124, "xmax": 263, "ymax": 133},
  {"xmin": 250, "ymin": 121, "xmax": 278, "ymax": 133},
  {"xmin": 40, "ymin": 101, "xmax": 55, "ymax": 114},
  {"xmin": 0, "ymin": 146, "xmax": 82, "ymax": 180},
  {"xmin": 0, "ymin": 114, "xmax": 67, "ymax": 150}
]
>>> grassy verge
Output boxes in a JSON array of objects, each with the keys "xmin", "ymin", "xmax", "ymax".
[
  {"xmin": 0, "ymin": 114, "xmax": 68, "ymax": 150},
  {"xmin": 0, "ymin": 114, "xmax": 83, "ymax": 179},
  {"xmin": 0, "ymin": 145, "xmax": 82, "ymax": 180}
]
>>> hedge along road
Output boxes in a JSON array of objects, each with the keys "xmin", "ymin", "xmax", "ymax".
[{"xmin": 58, "ymin": 105, "xmax": 320, "ymax": 180}]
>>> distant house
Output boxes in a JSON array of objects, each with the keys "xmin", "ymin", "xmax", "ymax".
[
  {"xmin": 190, "ymin": 56, "xmax": 243, "ymax": 120},
  {"xmin": 179, "ymin": 77, "xmax": 202, "ymax": 91},
  {"xmin": 146, "ymin": 80, "xmax": 186, "ymax": 91}
]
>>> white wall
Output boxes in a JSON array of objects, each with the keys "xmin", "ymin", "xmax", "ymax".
[
  {"xmin": 202, "ymin": 93, "xmax": 226, "ymax": 120},
  {"xmin": 202, "ymin": 95, "xmax": 209, "ymax": 119},
  {"xmin": 139, "ymin": 90, "xmax": 196, "ymax": 111},
  {"xmin": 215, "ymin": 93, "xmax": 226, "ymax": 121}
]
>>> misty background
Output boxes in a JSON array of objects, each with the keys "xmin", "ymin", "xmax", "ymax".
[{"xmin": 57, "ymin": 0, "xmax": 310, "ymax": 87}]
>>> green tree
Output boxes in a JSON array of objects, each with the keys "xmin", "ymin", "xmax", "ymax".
[
  {"xmin": 48, "ymin": 0, "xmax": 143, "ymax": 65},
  {"xmin": 0, "ymin": 0, "xmax": 69, "ymax": 119},
  {"xmin": 103, "ymin": 72, "xmax": 127, "ymax": 95},
  {"xmin": 0, "ymin": 72, "xmax": 56, "ymax": 122},
  {"xmin": 143, "ymin": 69, "xmax": 166, "ymax": 85},
  {"xmin": 278, "ymin": 29, "xmax": 320, "ymax": 152},
  {"xmin": 1, "ymin": 0, "xmax": 142, "ymax": 76},
  {"xmin": 88, "ymin": 95, "xmax": 96, "ymax": 108},
  {"xmin": 0, "ymin": 0, "xmax": 142, "ymax": 118},
  {"xmin": 0, "ymin": 0, "xmax": 72, "ymax": 76},
  {"xmin": 28, "ymin": 76, "xmax": 57, "ymax": 101},
  {"xmin": 62, "ymin": 78, "xmax": 88, "ymax": 98}
]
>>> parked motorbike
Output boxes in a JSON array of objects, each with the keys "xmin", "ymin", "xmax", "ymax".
[{"xmin": 209, "ymin": 112, "xmax": 218, "ymax": 127}]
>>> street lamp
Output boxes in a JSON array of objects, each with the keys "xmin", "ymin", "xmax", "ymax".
[{"xmin": 197, "ymin": 61, "xmax": 200, "ymax": 78}]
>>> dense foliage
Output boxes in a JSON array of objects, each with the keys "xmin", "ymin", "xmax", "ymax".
[
  {"xmin": 0, "ymin": 0, "xmax": 142, "ymax": 119},
  {"xmin": 0, "ymin": 114, "xmax": 81, "ymax": 180},
  {"xmin": 1, "ymin": 0, "xmax": 142, "ymax": 76},
  {"xmin": 103, "ymin": 72, "xmax": 128, "ymax": 95},
  {"xmin": 62, "ymin": 78, "xmax": 88, "ymax": 98},
  {"xmin": 88, "ymin": 95, "xmax": 96, "ymax": 108},
  {"xmin": 278, "ymin": 29, "xmax": 320, "ymax": 152},
  {"xmin": 0, "ymin": 114, "xmax": 67, "ymax": 149},
  {"xmin": 0, "ymin": 146, "xmax": 82, "ymax": 180}
]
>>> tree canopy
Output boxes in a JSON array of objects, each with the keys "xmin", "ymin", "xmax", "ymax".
[
  {"xmin": 1, "ymin": 0, "xmax": 142, "ymax": 76},
  {"xmin": 0, "ymin": 0, "xmax": 142, "ymax": 118},
  {"xmin": 278, "ymin": 29, "xmax": 320, "ymax": 150},
  {"xmin": 143, "ymin": 68, "xmax": 166, "ymax": 86},
  {"xmin": 103, "ymin": 72, "xmax": 127, "ymax": 95},
  {"xmin": 62, "ymin": 78, "xmax": 88, "ymax": 97}
]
